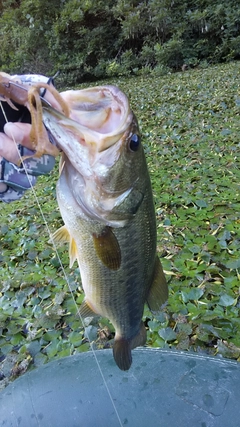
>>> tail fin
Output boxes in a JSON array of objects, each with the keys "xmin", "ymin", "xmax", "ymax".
[
  {"xmin": 113, "ymin": 339, "xmax": 132, "ymax": 371},
  {"xmin": 113, "ymin": 322, "xmax": 147, "ymax": 371}
]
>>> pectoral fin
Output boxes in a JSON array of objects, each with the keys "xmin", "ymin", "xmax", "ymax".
[
  {"xmin": 147, "ymin": 256, "xmax": 168, "ymax": 314},
  {"xmin": 49, "ymin": 225, "xmax": 70, "ymax": 244},
  {"xmin": 49, "ymin": 225, "xmax": 78, "ymax": 268},
  {"xmin": 93, "ymin": 227, "xmax": 121, "ymax": 270}
]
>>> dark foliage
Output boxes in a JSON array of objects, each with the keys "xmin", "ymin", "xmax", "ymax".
[{"xmin": 0, "ymin": 1, "xmax": 240, "ymax": 83}]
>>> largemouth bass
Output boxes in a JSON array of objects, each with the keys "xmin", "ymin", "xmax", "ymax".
[
  {"xmin": 0, "ymin": 75, "xmax": 168, "ymax": 370},
  {"xmin": 42, "ymin": 85, "xmax": 168, "ymax": 371}
]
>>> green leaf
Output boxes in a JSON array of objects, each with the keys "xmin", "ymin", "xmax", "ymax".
[
  {"xmin": 195, "ymin": 200, "xmax": 208, "ymax": 208},
  {"xmin": 181, "ymin": 288, "xmax": 204, "ymax": 303},
  {"xmin": 10, "ymin": 333, "xmax": 24, "ymax": 346},
  {"xmin": 84, "ymin": 326, "xmax": 98, "ymax": 342},
  {"xmin": 69, "ymin": 331, "xmax": 82, "ymax": 347},
  {"xmin": 219, "ymin": 294, "xmax": 236, "ymax": 307},
  {"xmin": 158, "ymin": 327, "xmax": 177, "ymax": 342},
  {"xmin": 45, "ymin": 339, "xmax": 59, "ymax": 358},
  {"xmin": 0, "ymin": 343, "xmax": 13, "ymax": 355},
  {"xmin": 225, "ymin": 259, "xmax": 240, "ymax": 269}
]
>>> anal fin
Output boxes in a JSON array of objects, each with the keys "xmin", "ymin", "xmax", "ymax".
[
  {"xmin": 147, "ymin": 256, "xmax": 168, "ymax": 314},
  {"xmin": 79, "ymin": 300, "xmax": 99, "ymax": 318}
]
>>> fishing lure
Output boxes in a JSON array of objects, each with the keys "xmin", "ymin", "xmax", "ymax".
[{"xmin": 0, "ymin": 72, "xmax": 69, "ymax": 161}]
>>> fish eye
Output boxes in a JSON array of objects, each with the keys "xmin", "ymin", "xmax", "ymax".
[{"xmin": 129, "ymin": 134, "xmax": 140, "ymax": 152}]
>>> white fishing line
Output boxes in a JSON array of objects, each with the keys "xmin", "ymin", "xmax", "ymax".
[{"xmin": 0, "ymin": 100, "xmax": 124, "ymax": 427}]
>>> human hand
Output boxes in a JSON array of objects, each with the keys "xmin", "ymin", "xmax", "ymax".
[{"xmin": 0, "ymin": 74, "xmax": 57, "ymax": 202}]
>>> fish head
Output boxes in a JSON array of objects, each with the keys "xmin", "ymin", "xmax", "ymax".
[{"xmin": 43, "ymin": 85, "xmax": 147, "ymax": 226}]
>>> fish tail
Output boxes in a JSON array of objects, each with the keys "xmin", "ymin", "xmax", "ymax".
[
  {"xmin": 113, "ymin": 338, "xmax": 132, "ymax": 371},
  {"xmin": 113, "ymin": 322, "xmax": 147, "ymax": 371}
]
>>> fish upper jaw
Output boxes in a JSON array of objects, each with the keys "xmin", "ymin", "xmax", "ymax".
[
  {"xmin": 43, "ymin": 112, "xmax": 93, "ymax": 179},
  {"xmin": 43, "ymin": 85, "xmax": 132, "ymax": 157}
]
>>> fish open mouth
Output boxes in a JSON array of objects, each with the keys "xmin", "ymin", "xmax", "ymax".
[
  {"xmin": 0, "ymin": 72, "xmax": 132, "ymax": 160},
  {"xmin": 42, "ymin": 85, "xmax": 132, "ymax": 155}
]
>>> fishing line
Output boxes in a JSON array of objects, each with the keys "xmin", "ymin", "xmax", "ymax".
[{"xmin": 0, "ymin": 100, "xmax": 124, "ymax": 427}]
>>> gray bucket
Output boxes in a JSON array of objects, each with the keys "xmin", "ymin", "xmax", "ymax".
[{"xmin": 0, "ymin": 348, "xmax": 239, "ymax": 427}]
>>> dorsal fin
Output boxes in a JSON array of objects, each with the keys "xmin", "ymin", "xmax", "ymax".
[{"xmin": 147, "ymin": 256, "xmax": 168, "ymax": 314}]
